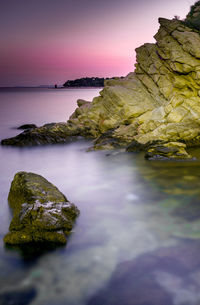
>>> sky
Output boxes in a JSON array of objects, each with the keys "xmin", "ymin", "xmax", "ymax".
[{"xmin": 0, "ymin": 0, "xmax": 195, "ymax": 86}]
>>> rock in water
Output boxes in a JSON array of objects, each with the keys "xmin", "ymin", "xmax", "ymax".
[
  {"xmin": 144, "ymin": 142, "xmax": 194, "ymax": 161},
  {"xmin": 17, "ymin": 124, "xmax": 37, "ymax": 130},
  {"xmin": 3, "ymin": 4, "xmax": 200, "ymax": 160},
  {"xmin": 1, "ymin": 122, "xmax": 81, "ymax": 146},
  {"xmin": 4, "ymin": 172, "xmax": 79, "ymax": 245}
]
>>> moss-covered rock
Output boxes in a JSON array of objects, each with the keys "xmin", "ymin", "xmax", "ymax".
[
  {"xmin": 1, "ymin": 123, "xmax": 81, "ymax": 146},
  {"xmin": 145, "ymin": 142, "xmax": 194, "ymax": 160},
  {"xmin": 4, "ymin": 172, "xmax": 79, "ymax": 245}
]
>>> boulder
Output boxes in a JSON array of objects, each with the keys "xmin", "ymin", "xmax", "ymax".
[{"xmin": 4, "ymin": 172, "xmax": 79, "ymax": 245}]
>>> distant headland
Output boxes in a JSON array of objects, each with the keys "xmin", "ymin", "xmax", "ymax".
[{"xmin": 63, "ymin": 77, "xmax": 124, "ymax": 88}]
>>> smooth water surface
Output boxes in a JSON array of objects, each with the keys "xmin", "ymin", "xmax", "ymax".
[{"xmin": 1, "ymin": 88, "xmax": 200, "ymax": 305}]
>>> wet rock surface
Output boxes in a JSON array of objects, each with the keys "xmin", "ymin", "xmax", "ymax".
[
  {"xmin": 145, "ymin": 142, "xmax": 194, "ymax": 160},
  {"xmin": 2, "ymin": 123, "xmax": 81, "ymax": 146},
  {"xmin": 4, "ymin": 171, "xmax": 79, "ymax": 246}
]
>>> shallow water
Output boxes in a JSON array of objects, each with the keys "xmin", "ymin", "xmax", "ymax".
[{"xmin": 1, "ymin": 88, "xmax": 200, "ymax": 305}]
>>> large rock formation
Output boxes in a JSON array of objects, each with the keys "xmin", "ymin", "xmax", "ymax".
[
  {"xmin": 2, "ymin": 3, "xmax": 200, "ymax": 159},
  {"xmin": 4, "ymin": 172, "xmax": 79, "ymax": 245}
]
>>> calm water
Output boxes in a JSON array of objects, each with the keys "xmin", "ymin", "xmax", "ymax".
[{"xmin": 1, "ymin": 88, "xmax": 200, "ymax": 305}]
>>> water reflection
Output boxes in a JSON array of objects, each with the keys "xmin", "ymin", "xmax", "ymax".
[
  {"xmin": 0, "ymin": 142, "xmax": 173, "ymax": 304},
  {"xmin": 87, "ymin": 240, "xmax": 200, "ymax": 305},
  {"xmin": 1, "ymin": 89, "xmax": 200, "ymax": 304},
  {"xmin": 2, "ymin": 142, "xmax": 200, "ymax": 305}
]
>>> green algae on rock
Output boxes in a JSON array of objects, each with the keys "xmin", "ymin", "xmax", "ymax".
[
  {"xmin": 145, "ymin": 142, "xmax": 194, "ymax": 161},
  {"xmin": 1, "ymin": 122, "xmax": 82, "ymax": 146},
  {"xmin": 3, "ymin": 5, "xmax": 200, "ymax": 160},
  {"xmin": 4, "ymin": 172, "xmax": 79, "ymax": 245}
]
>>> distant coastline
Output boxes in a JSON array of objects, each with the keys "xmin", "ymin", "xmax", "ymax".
[
  {"xmin": 63, "ymin": 76, "xmax": 124, "ymax": 88},
  {"xmin": 0, "ymin": 76, "xmax": 125, "ymax": 89}
]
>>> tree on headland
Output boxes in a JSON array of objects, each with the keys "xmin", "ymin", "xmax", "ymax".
[
  {"xmin": 63, "ymin": 77, "xmax": 104, "ymax": 87},
  {"xmin": 63, "ymin": 76, "xmax": 124, "ymax": 88}
]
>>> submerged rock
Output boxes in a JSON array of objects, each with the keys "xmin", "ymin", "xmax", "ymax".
[
  {"xmin": 3, "ymin": 4, "xmax": 200, "ymax": 160},
  {"xmin": 87, "ymin": 242, "xmax": 200, "ymax": 305},
  {"xmin": 0, "ymin": 286, "xmax": 37, "ymax": 305},
  {"xmin": 4, "ymin": 172, "xmax": 79, "ymax": 245}
]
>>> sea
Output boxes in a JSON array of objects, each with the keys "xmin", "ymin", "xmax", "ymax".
[{"xmin": 1, "ymin": 87, "xmax": 200, "ymax": 305}]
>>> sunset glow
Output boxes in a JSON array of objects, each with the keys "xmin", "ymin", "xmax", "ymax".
[{"xmin": 0, "ymin": 0, "xmax": 195, "ymax": 86}]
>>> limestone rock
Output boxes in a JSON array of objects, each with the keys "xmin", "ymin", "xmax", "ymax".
[{"xmin": 4, "ymin": 172, "xmax": 79, "ymax": 245}]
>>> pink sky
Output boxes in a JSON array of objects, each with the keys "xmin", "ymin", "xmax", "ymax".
[{"xmin": 0, "ymin": 0, "xmax": 195, "ymax": 86}]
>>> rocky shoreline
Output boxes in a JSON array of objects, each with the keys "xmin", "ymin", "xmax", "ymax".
[{"xmin": 2, "ymin": 4, "xmax": 200, "ymax": 162}]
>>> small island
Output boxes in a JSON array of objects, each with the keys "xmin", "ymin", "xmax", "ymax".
[{"xmin": 63, "ymin": 76, "xmax": 124, "ymax": 87}]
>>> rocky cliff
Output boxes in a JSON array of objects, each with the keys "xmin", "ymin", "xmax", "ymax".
[{"xmin": 3, "ymin": 2, "xmax": 200, "ymax": 160}]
